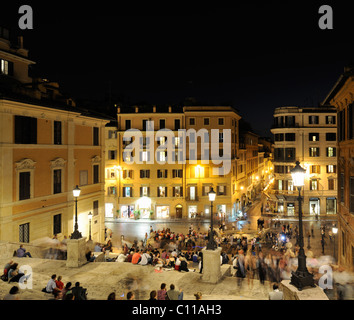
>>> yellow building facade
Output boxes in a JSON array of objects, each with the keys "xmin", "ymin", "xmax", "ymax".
[
  {"xmin": 104, "ymin": 105, "xmax": 257, "ymax": 221},
  {"xmin": 0, "ymin": 28, "xmax": 109, "ymax": 243},
  {"xmin": 271, "ymin": 106, "xmax": 338, "ymax": 216}
]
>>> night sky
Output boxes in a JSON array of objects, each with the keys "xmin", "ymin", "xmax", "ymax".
[{"xmin": 1, "ymin": 1, "xmax": 353, "ymax": 137}]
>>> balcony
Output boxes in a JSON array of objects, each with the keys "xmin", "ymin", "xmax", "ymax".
[
  {"xmin": 271, "ymin": 123, "xmax": 300, "ymax": 129},
  {"xmin": 186, "ymin": 196, "xmax": 199, "ymax": 202}
]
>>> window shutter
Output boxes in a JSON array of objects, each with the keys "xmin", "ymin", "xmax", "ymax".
[
  {"xmin": 140, "ymin": 170, "xmax": 143, "ymax": 178},
  {"xmin": 205, "ymin": 167, "xmax": 209, "ymax": 178},
  {"xmin": 165, "ymin": 170, "xmax": 168, "ymax": 178},
  {"xmin": 181, "ymin": 187, "xmax": 183, "ymax": 197},
  {"xmin": 147, "ymin": 170, "xmax": 150, "ymax": 178},
  {"xmin": 123, "ymin": 187, "xmax": 126, "ymax": 197},
  {"xmin": 130, "ymin": 187, "xmax": 133, "ymax": 197},
  {"xmin": 140, "ymin": 187, "xmax": 142, "ymax": 197},
  {"xmin": 123, "ymin": 170, "xmax": 127, "ymax": 179},
  {"xmin": 147, "ymin": 187, "xmax": 150, "ymax": 197},
  {"xmin": 165, "ymin": 187, "xmax": 167, "ymax": 197},
  {"xmin": 30, "ymin": 117, "xmax": 37, "ymax": 144},
  {"xmin": 157, "ymin": 187, "xmax": 160, "ymax": 197},
  {"xmin": 8, "ymin": 61, "xmax": 14, "ymax": 76},
  {"xmin": 172, "ymin": 187, "xmax": 175, "ymax": 197}
]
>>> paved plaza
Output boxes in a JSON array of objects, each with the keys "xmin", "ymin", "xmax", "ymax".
[{"xmin": 0, "ymin": 194, "xmax": 344, "ymax": 301}]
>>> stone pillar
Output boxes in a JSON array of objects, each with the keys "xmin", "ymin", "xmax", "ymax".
[
  {"xmin": 281, "ymin": 280, "xmax": 329, "ymax": 300},
  {"xmin": 201, "ymin": 247, "xmax": 222, "ymax": 284},
  {"xmin": 66, "ymin": 237, "xmax": 87, "ymax": 268}
]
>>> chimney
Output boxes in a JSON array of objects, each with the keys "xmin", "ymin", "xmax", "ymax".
[
  {"xmin": 17, "ymin": 36, "xmax": 23, "ymax": 49},
  {"xmin": 117, "ymin": 107, "xmax": 121, "ymax": 114},
  {"xmin": 153, "ymin": 105, "xmax": 156, "ymax": 113},
  {"xmin": 135, "ymin": 106, "xmax": 139, "ymax": 113},
  {"xmin": 168, "ymin": 106, "xmax": 172, "ymax": 113}
]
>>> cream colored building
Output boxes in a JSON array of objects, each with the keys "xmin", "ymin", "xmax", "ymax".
[
  {"xmin": 105, "ymin": 105, "xmax": 254, "ymax": 221},
  {"xmin": 322, "ymin": 66, "xmax": 354, "ymax": 271},
  {"xmin": 0, "ymin": 28, "xmax": 109, "ymax": 243},
  {"xmin": 271, "ymin": 106, "xmax": 337, "ymax": 216}
]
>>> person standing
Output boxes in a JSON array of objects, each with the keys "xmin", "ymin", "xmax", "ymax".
[
  {"xmin": 235, "ymin": 250, "xmax": 246, "ymax": 287},
  {"xmin": 321, "ymin": 238, "xmax": 326, "ymax": 254}
]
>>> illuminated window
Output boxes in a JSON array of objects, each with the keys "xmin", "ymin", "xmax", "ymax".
[
  {"xmin": 327, "ymin": 147, "xmax": 336, "ymax": 157},
  {"xmin": 310, "ymin": 179, "xmax": 318, "ymax": 191},
  {"xmin": 0, "ymin": 59, "xmax": 9, "ymax": 75},
  {"xmin": 195, "ymin": 166, "xmax": 204, "ymax": 178}
]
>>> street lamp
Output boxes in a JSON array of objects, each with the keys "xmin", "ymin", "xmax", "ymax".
[
  {"xmin": 88, "ymin": 211, "xmax": 93, "ymax": 241},
  {"xmin": 332, "ymin": 225, "xmax": 338, "ymax": 262},
  {"xmin": 207, "ymin": 187, "xmax": 217, "ymax": 250},
  {"xmin": 71, "ymin": 185, "xmax": 82, "ymax": 239},
  {"xmin": 290, "ymin": 161, "xmax": 315, "ymax": 290}
]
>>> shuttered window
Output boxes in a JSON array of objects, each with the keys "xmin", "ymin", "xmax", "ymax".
[
  {"xmin": 15, "ymin": 115, "xmax": 37, "ymax": 144},
  {"xmin": 19, "ymin": 171, "xmax": 31, "ymax": 200}
]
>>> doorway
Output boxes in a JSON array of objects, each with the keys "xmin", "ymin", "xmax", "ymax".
[{"xmin": 176, "ymin": 205, "xmax": 182, "ymax": 218}]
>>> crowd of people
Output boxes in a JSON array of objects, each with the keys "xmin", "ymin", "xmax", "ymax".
[{"xmin": 1, "ymin": 217, "xmax": 353, "ymax": 300}]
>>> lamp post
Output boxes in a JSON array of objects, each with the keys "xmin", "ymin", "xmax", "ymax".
[
  {"xmin": 290, "ymin": 161, "xmax": 315, "ymax": 291},
  {"xmin": 71, "ymin": 185, "xmax": 82, "ymax": 239},
  {"xmin": 88, "ymin": 211, "xmax": 93, "ymax": 241},
  {"xmin": 207, "ymin": 187, "xmax": 217, "ymax": 250},
  {"xmin": 332, "ymin": 225, "xmax": 338, "ymax": 262}
]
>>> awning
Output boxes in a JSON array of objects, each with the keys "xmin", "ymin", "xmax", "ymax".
[
  {"xmin": 276, "ymin": 194, "xmax": 286, "ymax": 201},
  {"xmin": 285, "ymin": 196, "xmax": 298, "ymax": 202}
]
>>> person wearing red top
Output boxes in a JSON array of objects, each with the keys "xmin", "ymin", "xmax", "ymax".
[
  {"xmin": 131, "ymin": 249, "xmax": 141, "ymax": 264},
  {"xmin": 55, "ymin": 275, "xmax": 64, "ymax": 291}
]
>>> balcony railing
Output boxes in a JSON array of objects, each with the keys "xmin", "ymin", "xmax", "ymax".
[{"xmin": 186, "ymin": 196, "xmax": 199, "ymax": 201}]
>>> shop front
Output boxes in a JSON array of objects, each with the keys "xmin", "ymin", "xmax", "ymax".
[
  {"xmin": 121, "ymin": 205, "xmax": 135, "ymax": 218},
  {"xmin": 137, "ymin": 196, "xmax": 152, "ymax": 219},
  {"xmin": 326, "ymin": 197, "xmax": 337, "ymax": 214},
  {"xmin": 217, "ymin": 204, "xmax": 227, "ymax": 221},
  {"xmin": 287, "ymin": 203, "xmax": 295, "ymax": 216},
  {"xmin": 309, "ymin": 198, "xmax": 320, "ymax": 215},
  {"xmin": 105, "ymin": 203, "xmax": 114, "ymax": 218},
  {"xmin": 188, "ymin": 205, "xmax": 198, "ymax": 218},
  {"xmin": 156, "ymin": 205, "xmax": 170, "ymax": 219}
]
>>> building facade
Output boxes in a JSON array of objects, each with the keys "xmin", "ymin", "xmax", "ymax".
[
  {"xmin": 0, "ymin": 28, "xmax": 109, "ymax": 243},
  {"xmin": 104, "ymin": 105, "xmax": 259, "ymax": 221},
  {"xmin": 322, "ymin": 67, "xmax": 354, "ymax": 271},
  {"xmin": 270, "ymin": 106, "xmax": 338, "ymax": 216}
]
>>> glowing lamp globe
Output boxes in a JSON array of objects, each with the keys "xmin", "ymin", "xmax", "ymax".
[
  {"xmin": 291, "ymin": 161, "xmax": 306, "ymax": 187},
  {"xmin": 208, "ymin": 187, "xmax": 216, "ymax": 202}
]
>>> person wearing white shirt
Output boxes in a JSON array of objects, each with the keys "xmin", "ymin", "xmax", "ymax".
[
  {"xmin": 269, "ymin": 284, "xmax": 284, "ymax": 300},
  {"xmin": 116, "ymin": 253, "xmax": 127, "ymax": 262},
  {"xmin": 45, "ymin": 274, "xmax": 57, "ymax": 293}
]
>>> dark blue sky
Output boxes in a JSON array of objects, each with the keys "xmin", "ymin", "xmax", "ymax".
[{"xmin": 2, "ymin": 1, "xmax": 353, "ymax": 137}]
